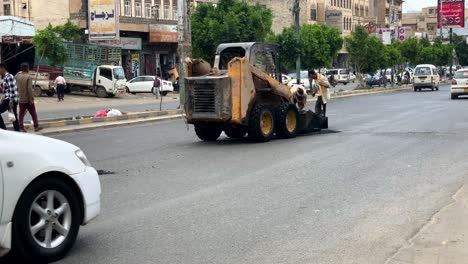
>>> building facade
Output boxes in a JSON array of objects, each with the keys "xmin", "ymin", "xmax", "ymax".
[
  {"xmin": 67, "ymin": 0, "xmax": 179, "ymax": 79},
  {"xmin": 375, "ymin": 0, "xmax": 403, "ymax": 27},
  {"xmin": 402, "ymin": 7, "xmax": 468, "ymax": 39}
]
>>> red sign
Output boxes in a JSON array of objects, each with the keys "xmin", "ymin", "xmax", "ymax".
[
  {"xmin": 438, "ymin": 0, "xmax": 465, "ymax": 29},
  {"xmin": 1, "ymin": 35, "xmax": 33, "ymax": 44}
]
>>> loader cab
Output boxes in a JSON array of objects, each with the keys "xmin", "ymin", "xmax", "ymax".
[{"xmin": 214, "ymin": 42, "xmax": 282, "ymax": 82}]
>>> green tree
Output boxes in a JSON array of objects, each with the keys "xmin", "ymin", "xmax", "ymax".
[
  {"xmin": 270, "ymin": 24, "xmax": 343, "ymax": 71},
  {"xmin": 453, "ymin": 34, "xmax": 468, "ymax": 66},
  {"xmin": 191, "ymin": 0, "xmax": 273, "ymax": 62},
  {"xmin": 32, "ymin": 21, "xmax": 81, "ymax": 86},
  {"xmin": 346, "ymin": 26, "xmax": 386, "ymax": 87},
  {"xmin": 398, "ymin": 37, "xmax": 420, "ymax": 66}
]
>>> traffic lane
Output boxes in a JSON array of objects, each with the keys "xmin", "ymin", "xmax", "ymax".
[{"xmin": 55, "ymin": 85, "xmax": 468, "ymax": 264}]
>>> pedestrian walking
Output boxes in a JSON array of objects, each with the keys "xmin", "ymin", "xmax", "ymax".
[
  {"xmin": 153, "ymin": 74, "xmax": 161, "ymax": 99},
  {"xmin": 16, "ymin": 63, "xmax": 41, "ymax": 132},
  {"xmin": 0, "ymin": 63, "xmax": 20, "ymax": 131},
  {"xmin": 309, "ymin": 69, "xmax": 331, "ymax": 117},
  {"xmin": 55, "ymin": 75, "xmax": 66, "ymax": 101}
]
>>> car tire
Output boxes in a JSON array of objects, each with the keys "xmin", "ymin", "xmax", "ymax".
[
  {"xmin": 95, "ymin": 87, "xmax": 107, "ymax": 98},
  {"xmin": 275, "ymin": 103, "xmax": 299, "ymax": 139},
  {"xmin": 451, "ymin": 94, "xmax": 458, "ymax": 100},
  {"xmin": 11, "ymin": 177, "xmax": 82, "ymax": 263},
  {"xmin": 161, "ymin": 91, "xmax": 168, "ymax": 96},
  {"xmin": 224, "ymin": 126, "xmax": 247, "ymax": 139},
  {"xmin": 248, "ymin": 104, "xmax": 275, "ymax": 142},
  {"xmin": 125, "ymin": 87, "xmax": 130, "ymax": 93},
  {"xmin": 413, "ymin": 87, "xmax": 417, "ymax": 92},
  {"xmin": 343, "ymin": 82, "xmax": 348, "ymax": 85},
  {"xmin": 194, "ymin": 123, "xmax": 222, "ymax": 141},
  {"xmin": 33, "ymin": 86, "xmax": 42, "ymax": 97},
  {"xmin": 46, "ymin": 90, "xmax": 55, "ymax": 97}
]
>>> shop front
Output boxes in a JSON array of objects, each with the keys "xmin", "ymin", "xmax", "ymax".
[
  {"xmin": 148, "ymin": 24, "xmax": 178, "ymax": 80},
  {"xmin": 120, "ymin": 37, "xmax": 142, "ymax": 79}
]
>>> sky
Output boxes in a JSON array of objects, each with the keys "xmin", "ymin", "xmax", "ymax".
[{"xmin": 403, "ymin": 0, "xmax": 438, "ymax": 13}]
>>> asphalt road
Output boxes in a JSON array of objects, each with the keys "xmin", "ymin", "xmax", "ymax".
[{"xmin": 50, "ymin": 84, "xmax": 467, "ymax": 264}]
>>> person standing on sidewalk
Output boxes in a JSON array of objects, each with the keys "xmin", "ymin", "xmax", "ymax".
[
  {"xmin": 153, "ymin": 74, "xmax": 161, "ymax": 99},
  {"xmin": 54, "ymin": 75, "xmax": 66, "ymax": 101},
  {"xmin": 309, "ymin": 69, "xmax": 331, "ymax": 117},
  {"xmin": 0, "ymin": 63, "xmax": 20, "ymax": 131},
  {"xmin": 16, "ymin": 63, "xmax": 41, "ymax": 132}
]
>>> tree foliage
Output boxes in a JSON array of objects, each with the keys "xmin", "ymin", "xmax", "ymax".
[
  {"xmin": 191, "ymin": 0, "xmax": 273, "ymax": 63},
  {"xmin": 453, "ymin": 34, "xmax": 468, "ymax": 66},
  {"xmin": 32, "ymin": 21, "xmax": 81, "ymax": 66},
  {"xmin": 269, "ymin": 24, "xmax": 343, "ymax": 71},
  {"xmin": 346, "ymin": 26, "xmax": 385, "ymax": 76}
]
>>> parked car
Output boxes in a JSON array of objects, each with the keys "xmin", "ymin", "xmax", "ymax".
[
  {"xmin": 327, "ymin": 69, "xmax": 350, "ymax": 85},
  {"xmin": 29, "ymin": 72, "xmax": 55, "ymax": 97},
  {"xmin": 413, "ymin": 64, "xmax": 440, "ymax": 92},
  {"xmin": 450, "ymin": 69, "xmax": 468, "ymax": 99},
  {"xmin": 0, "ymin": 130, "xmax": 101, "ymax": 263},
  {"xmin": 126, "ymin": 76, "xmax": 174, "ymax": 96},
  {"xmin": 288, "ymin": 71, "xmax": 311, "ymax": 91},
  {"xmin": 364, "ymin": 73, "xmax": 386, "ymax": 87},
  {"xmin": 349, "ymin": 72, "xmax": 356, "ymax": 83}
]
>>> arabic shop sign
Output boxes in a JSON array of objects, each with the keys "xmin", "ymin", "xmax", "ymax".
[
  {"xmin": 149, "ymin": 24, "xmax": 178, "ymax": 43},
  {"xmin": 438, "ymin": 0, "xmax": 465, "ymax": 28},
  {"xmin": 88, "ymin": 0, "xmax": 119, "ymax": 40}
]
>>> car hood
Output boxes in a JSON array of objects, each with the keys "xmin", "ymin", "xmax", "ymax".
[
  {"xmin": 0, "ymin": 130, "xmax": 88, "ymax": 174},
  {"xmin": 0, "ymin": 130, "xmax": 78, "ymax": 152}
]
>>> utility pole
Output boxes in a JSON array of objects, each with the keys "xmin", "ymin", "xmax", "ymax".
[
  {"xmin": 293, "ymin": 0, "xmax": 301, "ymax": 85},
  {"xmin": 450, "ymin": 28, "xmax": 453, "ymax": 78},
  {"xmin": 439, "ymin": 0, "xmax": 443, "ymax": 37},
  {"xmin": 177, "ymin": 0, "xmax": 192, "ymax": 109}
]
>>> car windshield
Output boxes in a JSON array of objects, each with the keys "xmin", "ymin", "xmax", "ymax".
[
  {"xmin": 415, "ymin": 67, "xmax": 431, "ymax": 76},
  {"xmin": 113, "ymin": 68, "xmax": 126, "ymax": 80},
  {"xmin": 339, "ymin": 70, "xmax": 348, "ymax": 74},
  {"xmin": 454, "ymin": 71, "xmax": 468, "ymax": 79}
]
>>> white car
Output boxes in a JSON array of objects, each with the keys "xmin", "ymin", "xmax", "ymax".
[
  {"xmin": 126, "ymin": 76, "xmax": 174, "ymax": 96},
  {"xmin": 413, "ymin": 64, "xmax": 440, "ymax": 92},
  {"xmin": 288, "ymin": 71, "xmax": 311, "ymax": 91},
  {"xmin": 0, "ymin": 131, "xmax": 101, "ymax": 263},
  {"xmin": 451, "ymin": 69, "xmax": 468, "ymax": 99}
]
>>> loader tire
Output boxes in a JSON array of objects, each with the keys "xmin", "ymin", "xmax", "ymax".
[
  {"xmin": 224, "ymin": 126, "xmax": 247, "ymax": 139},
  {"xmin": 194, "ymin": 123, "xmax": 222, "ymax": 141},
  {"xmin": 275, "ymin": 103, "xmax": 299, "ymax": 139},
  {"xmin": 248, "ymin": 104, "xmax": 275, "ymax": 142}
]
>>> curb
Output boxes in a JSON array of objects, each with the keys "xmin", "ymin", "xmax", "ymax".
[
  {"xmin": 19, "ymin": 109, "xmax": 184, "ymax": 130},
  {"xmin": 24, "ymin": 86, "xmax": 410, "ymax": 135}
]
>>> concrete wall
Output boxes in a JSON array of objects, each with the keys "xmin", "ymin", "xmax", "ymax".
[{"xmin": 29, "ymin": 0, "xmax": 71, "ymax": 30}]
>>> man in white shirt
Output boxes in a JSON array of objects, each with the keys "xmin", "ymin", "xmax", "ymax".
[{"xmin": 54, "ymin": 75, "xmax": 67, "ymax": 101}]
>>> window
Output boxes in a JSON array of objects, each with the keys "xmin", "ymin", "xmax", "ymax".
[
  {"xmin": 145, "ymin": 3, "xmax": 151, "ymax": 17},
  {"xmin": 164, "ymin": 4, "xmax": 170, "ymax": 19},
  {"xmin": 135, "ymin": 1, "xmax": 142, "ymax": 17},
  {"xmin": 310, "ymin": 9, "xmax": 317, "ymax": 21},
  {"xmin": 100, "ymin": 68, "xmax": 113, "ymax": 80},
  {"xmin": 152, "ymin": 4, "xmax": 160, "ymax": 19},
  {"xmin": 124, "ymin": 0, "xmax": 131, "ymax": 16},
  {"xmin": 428, "ymin": 9, "xmax": 434, "ymax": 15},
  {"xmin": 173, "ymin": 3, "xmax": 178, "ymax": 20},
  {"xmin": 3, "ymin": 4, "xmax": 11, "ymax": 15}
]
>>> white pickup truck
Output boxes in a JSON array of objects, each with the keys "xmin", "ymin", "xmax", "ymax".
[{"xmin": 29, "ymin": 72, "xmax": 56, "ymax": 97}]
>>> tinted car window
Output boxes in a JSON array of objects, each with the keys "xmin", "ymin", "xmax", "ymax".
[
  {"xmin": 454, "ymin": 71, "xmax": 468, "ymax": 79},
  {"xmin": 415, "ymin": 67, "xmax": 431, "ymax": 76},
  {"xmin": 339, "ymin": 70, "xmax": 349, "ymax": 74},
  {"xmin": 131, "ymin": 77, "xmax": 144, "ymax": 83},
  {"xmin": 100, "ymin": 68, "xmax": 112, "ymax": 80}
]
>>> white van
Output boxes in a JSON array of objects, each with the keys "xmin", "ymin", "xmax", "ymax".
[
  {"xmin": 413, "ymin": 64, "xmax": 440, "ymax": 92},
  {"xmin": 327, "ymin": 69, "xmax": 350, "ymax": 85}
]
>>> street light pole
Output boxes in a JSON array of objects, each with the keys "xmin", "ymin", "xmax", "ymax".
[
  {"xmin": 293, "ymin": 0, "xmax": 301, "ymax": 85},
  {"xmin": 177, "ymin": 0, "xmax": 192, "ymax": 109},
  {"xmin": 439, "ymin": 0, "xmax": 443, "ymax": 37}
]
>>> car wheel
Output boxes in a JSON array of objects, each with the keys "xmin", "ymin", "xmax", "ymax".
[
  {"xmin": 95, "ymin": 87, "xmax": 107, "ymax": 98},
  {"xmin": 451, "ymin": 94, "xmax": 458, "ymax": 100},
  {"xmin": 33, "ymin": 86, "xmax": 43, "ymax": 97},
  {"xmin": 161, "ymin": 91, "xmax": 168, "ymax": 96},
  {"xmin": 343, "ymin": 82, "xmax": 348, "ymax": 85},
  {"xmin": 413, "ymin": 87, "xmax": 417, "ymax": 92},
  {"xmin": 125, "ymin": 87, "xmax": 130, "ymax": 93},
  {"xmin": 46, "ymin": 90, "xmax": 55, "ymax": 97},
  {"xmin": 11, "ymin": 177, "xmax": 81, "ymax": 263}
]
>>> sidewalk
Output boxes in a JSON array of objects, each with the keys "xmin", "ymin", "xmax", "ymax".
[{"xmin": 387, "ymin": 185, "xmax": 468, "ymax": 264}]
